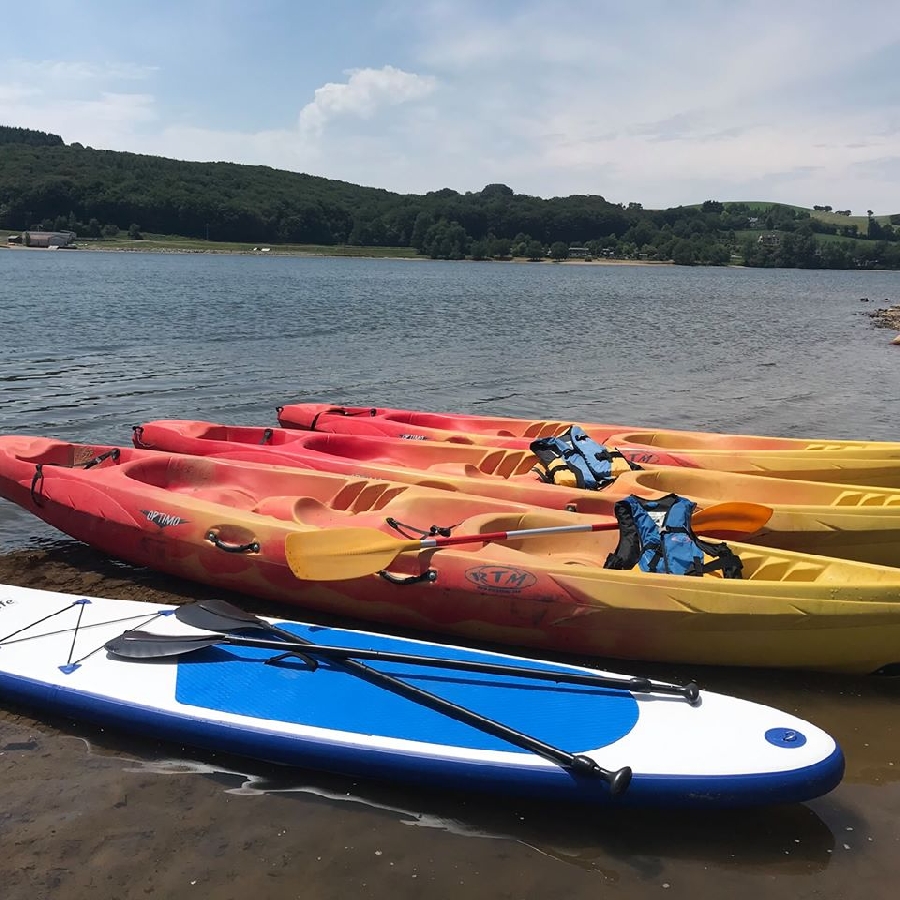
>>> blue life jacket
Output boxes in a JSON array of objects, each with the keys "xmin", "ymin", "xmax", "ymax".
[
  {"xmin": 603, "ymin": 493, "xmax": 743, "ymax": 578},
  {"xmin": 530, "ymin": 426, "xmax": 642, "ymax": 490}
]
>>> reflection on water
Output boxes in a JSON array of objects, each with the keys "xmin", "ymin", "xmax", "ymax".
[{"xmin": 19, "ymin": 714, "xmax": 838, "ymax": 878}]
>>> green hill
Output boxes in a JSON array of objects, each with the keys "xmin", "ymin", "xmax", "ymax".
[
  {"xmin": 2, "ymin": 125, "xmax": 899, "ymax": 269},
  {"xmin": 683, "ymin": 200, "xmax": 896, "ymax": 228}
]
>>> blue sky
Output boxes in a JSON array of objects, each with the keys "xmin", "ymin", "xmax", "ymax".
[{"xmin": 3, "ymin": 1, "xmax": 900, "ymax": 213}]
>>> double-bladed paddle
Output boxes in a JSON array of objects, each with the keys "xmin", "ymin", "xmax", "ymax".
[
  {"xmin": 161, "ymin": 598, "xmax": 698, "ymax": 701},
  {"xmin": 283, "ymin": 501, "xmax": 772, "ymax": 582},
  {"xmin": 105, "ymin": 597, "xmax": 636, "ymax": 794}
]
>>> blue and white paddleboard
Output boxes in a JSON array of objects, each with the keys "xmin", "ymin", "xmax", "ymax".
[{"xmin": 0, "ymin": 583, "xmax": 843, "ymax": 807}]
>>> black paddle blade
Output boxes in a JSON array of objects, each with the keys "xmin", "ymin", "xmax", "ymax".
[
  {"xmin": 174, "ymin": 600, "xmax": 266, "ymax": 633},
  {"xmin": 193, "ymin": 597, "xmax": 263, "ymax": 623},
  {"xmin": 105, "ymin": 630, "xmax": 224, "ymax": 659}
]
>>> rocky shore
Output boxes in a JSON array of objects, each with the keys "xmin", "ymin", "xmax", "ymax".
[{"xmin": 867, "ymin": 303, "xmax": 900, "ymax": 329}]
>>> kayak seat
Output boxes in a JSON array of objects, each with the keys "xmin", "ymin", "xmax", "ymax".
[
  {"xmin": 252, "ymin": 495, "xmax": 349, "ymax": 525},
  {"xmin": 426, "ymin": 463, "xmax": 487, "ymax": 478},
  {"xmin": 187, "ymin": 487, "xmax": 260, "ymax": 510}
]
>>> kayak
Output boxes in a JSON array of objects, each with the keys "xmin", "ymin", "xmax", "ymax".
[
  {"xmin": 277, "ymin": 403, "xmax": 900, "ymax": 455},
  {"xmin": 2, "ymin": 436, "xmax": 900, "ymax": 674},
  {"xmin": 0, "ymin": 583, "xmax": 845, "ymax": 806},
  {"xmin": 276, "ymin": 404, "xmax": 900, "ymax": 488},
  {"xmin": 136, "ymin": 419, "xmax": 900, "ymax": 566}
]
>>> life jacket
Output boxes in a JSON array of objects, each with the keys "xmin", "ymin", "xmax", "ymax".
[
  {"xmin": 530, "ymin": 426, "xmax": 642, "ymax": 490},
  {"xmin": 603, "ymin": 493, "xmax": 743, "ymax": 578}
]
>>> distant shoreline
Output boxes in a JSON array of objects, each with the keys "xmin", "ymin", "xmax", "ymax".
[
  {"xmin": 1, "ymin": 242, "xmax": 676, "ymax": 265},
  {"xmin": 8, "ymin": 239, "xmax": 900, "ymax": 271}
]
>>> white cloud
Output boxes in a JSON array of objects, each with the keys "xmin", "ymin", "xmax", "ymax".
[
  {"xmin": 298, "ymin": 65, "xmax": 437, "ymax": 135},
  {"xmin": 3, "ymin": 5, "xmax": 900, "ymax": 211}
]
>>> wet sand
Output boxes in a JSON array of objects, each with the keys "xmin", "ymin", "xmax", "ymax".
[{"xmin": 1, "ymin": 542, "xmax": 897, "ymax": 900}]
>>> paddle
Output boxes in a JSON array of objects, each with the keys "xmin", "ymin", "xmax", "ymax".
[
  {"xmin": 105, "ymin": 622, "xmax": 633, "ymax": 794},
  {"xmin": 170, "ymin": 598, "xmax": 700, "ymax": 702},
  {"xmin": 284, "ymin": 501, "xmax": 772, "ymax": 582}
]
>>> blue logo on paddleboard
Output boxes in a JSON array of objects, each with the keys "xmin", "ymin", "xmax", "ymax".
[{"xmin": 465, "ymin": 565, "xmax": 537, "ymax": 592}]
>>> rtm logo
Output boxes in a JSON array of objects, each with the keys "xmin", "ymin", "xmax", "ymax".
[{"xmin": 465, "ymin": 565, "xmax": 537, "ymax": 593}]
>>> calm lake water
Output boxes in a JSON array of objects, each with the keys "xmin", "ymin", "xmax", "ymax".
[{"xmin": 0, "ymin": 248, "xmax": 898, "ymax": 900}]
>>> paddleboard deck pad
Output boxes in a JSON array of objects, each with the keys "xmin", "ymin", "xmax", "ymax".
[{"xmin": 0, "ymin": 584, "xmax": 844, "ymax": 807}]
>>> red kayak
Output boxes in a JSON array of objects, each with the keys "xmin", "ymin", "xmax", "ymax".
[{"xmin": 276, "ymin": 403, "xmax": 900, "ymax": 487}]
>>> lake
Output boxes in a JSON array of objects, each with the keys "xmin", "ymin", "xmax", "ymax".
[{"xmin": 0, "ymin": 248, "xmax": 898, "ymax": 900}]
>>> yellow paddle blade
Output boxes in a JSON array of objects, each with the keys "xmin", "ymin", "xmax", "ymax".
[
  {"xmin": 692, "ymin": 501, "xmax": 772, "ymax": 536},
  {"xmin": 285, "ymin": 527, "xmax": 422, "ymax": 581}
]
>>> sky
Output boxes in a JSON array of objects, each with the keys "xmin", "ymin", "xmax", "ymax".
[{"xmin": 3, "ymin": 0, "xmax": 900, "ymax": 213}]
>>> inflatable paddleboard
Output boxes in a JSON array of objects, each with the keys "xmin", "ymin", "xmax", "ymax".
[{"xmin": 0, "ymin": 584, "xmax": 844, "ymax": 807}]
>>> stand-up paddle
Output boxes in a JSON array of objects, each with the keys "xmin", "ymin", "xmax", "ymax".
[{"xmin": 284, "ymin": 501, "xmax": 772, "ymax": 582}]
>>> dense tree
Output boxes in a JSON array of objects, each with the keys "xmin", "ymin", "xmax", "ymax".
[
  {"xmin": 0, "ymin": 125, "xmax": 63, "ymax": 147},
  {"xmin": 524, "ymin": 240, "xmax": 544, "ymax": 260},
  {"xmin": 1, "ymin": 125, "xmax": 899, "ymax": 268}
]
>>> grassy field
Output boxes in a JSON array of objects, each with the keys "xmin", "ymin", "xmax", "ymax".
[
  {"xmin": 683, "ymin": 201, "xmax": 894, "ymax": 229},
  {"xmin": 76, "ymin": 233, "xmax": 419, "ymax": 257},
  {"xmin": 732, "ymin": 229, "xmax": 871, "ymax": 247}
]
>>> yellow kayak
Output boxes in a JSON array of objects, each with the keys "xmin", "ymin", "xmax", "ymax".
[
  {"xmin": 2, "ymin": 435, "xmax": 900, "ymax": 674},
  {"xmin": 136, "ymin": 420, "xmax": 900, "ymax": 566}
]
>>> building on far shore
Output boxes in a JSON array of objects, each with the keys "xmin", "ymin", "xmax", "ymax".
[{"xmin": 12, "ymin": 230, "xmax": 77, "ymax": 248}]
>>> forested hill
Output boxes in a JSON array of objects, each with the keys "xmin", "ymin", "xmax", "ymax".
[{"xmin": 2, "ymin": 125, "xmax": 900, "ymax": 269}]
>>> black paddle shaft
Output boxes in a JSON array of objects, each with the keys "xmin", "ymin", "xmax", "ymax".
[
  {"xmin": 112, "ymin": 622, "xmax": 632, "ymax": 794},
  {"xmin": 174, "ymin": 601, "xmax": 700, "ymax": 704}
]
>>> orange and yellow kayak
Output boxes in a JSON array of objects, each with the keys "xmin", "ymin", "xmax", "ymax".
[
  {"xmin": 3, "ymin": 435, "xmax": 900, "ymax": 674},
  {"xmin": 276, "ymin": 403, "xmax": 900, "ymax": 487},
  {"xmin": 135, "ymin": 419, "xmax": 900, "ymax": 567}
]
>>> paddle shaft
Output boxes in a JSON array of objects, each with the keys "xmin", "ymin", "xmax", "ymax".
[
  {"xmin": 234, "ymin": 632, "xmax": 624, "ymax": 778},
  {"xmin": 168, "ymin": 613, "xmax": 698, "ymax": 702},
  {"xmin": 283, "ymin": 501, "xmax": 772, "ymax": 582},
  {"xmin": 399, "ymin": 502, "xmax": 771, "ymax": 551}
]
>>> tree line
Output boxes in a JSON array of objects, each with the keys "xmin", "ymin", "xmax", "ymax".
[{"xmin": 2, "ymin": 126, "xmax": 899, "ymax": 269}]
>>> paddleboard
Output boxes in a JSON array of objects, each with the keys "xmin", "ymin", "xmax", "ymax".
[{"xmin": 0, "ymin": 583, "xmax": 844, "ymax": 807}]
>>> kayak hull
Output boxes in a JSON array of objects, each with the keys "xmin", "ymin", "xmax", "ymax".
[
  {"xmin": 2, "ymin": 438, "xmax": 900, "ymax": 674},
  {"xmin": 0, "ymin": 584, "xmax": 844, "ymax": 807}
]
